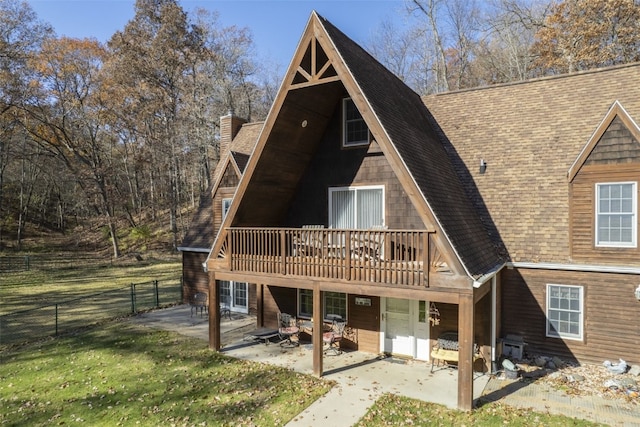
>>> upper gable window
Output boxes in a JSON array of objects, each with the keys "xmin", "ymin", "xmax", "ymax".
[
  {"xmin": 595, "ymin": 182, "xmax": 637, "ymax": 247},
  {"xmin": 222, "ymin": 198, "xmax": 232, "ymax": 219},
  {"xmin": 342, "ymin": 98, "xmax": 369, "ymax": 147}
]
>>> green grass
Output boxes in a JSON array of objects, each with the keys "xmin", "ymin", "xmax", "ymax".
[
  {"xmin": 0, "ymin": 320, "xmax": 333, "ymax": 426},
  {"xmin": 356, "ymin": 394, "xmax": 606, "ymax": 426},
  {"xmin": 0, "ymin": 258, "xmax": 181, "ymax": 314}
]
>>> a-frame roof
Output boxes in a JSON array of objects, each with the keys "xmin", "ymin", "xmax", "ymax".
[
  {"xmin": 179, "ymin": 122, "xmax": 261, "ymax": 252},
  {"xmin": 213, "ymin": 12, "xmax": 501, "ymax": 280}
]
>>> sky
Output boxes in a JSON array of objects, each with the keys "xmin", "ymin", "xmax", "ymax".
[{"xmin": 28, "ymin": 0, "xmax": 410, "ymax": 69}]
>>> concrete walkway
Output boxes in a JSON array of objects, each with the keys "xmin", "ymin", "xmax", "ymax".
[{"xmin": 131, "ymin": 305, "xmax": 640, "ymax": 427}]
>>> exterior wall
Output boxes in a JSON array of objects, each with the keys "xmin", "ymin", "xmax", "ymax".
[
  {"xmin": 213, "ymin": 187, "xmax": 236, "ymax": 236},
  {"xmin": 501, "ymin": 267, "xmax": 640, "ymax": 365},
  {"xmin": 285, "ymin": 100, "xmax": 424, "ymax": 230},
  {"xmin": 262, "ymin": 285, "xmax": 381, "ymax": 352},
  {"xmin": 570, "ymin": 117, "xmax": 640, "ymax": 265},
  {"xmin": 182, "ymin": 251, "xmax": 209, "ymax": 303}
]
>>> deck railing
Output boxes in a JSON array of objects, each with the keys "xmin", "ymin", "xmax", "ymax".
[{"xmin": 221, "ymin": 228, "xmax": 430, "ymax": 286}]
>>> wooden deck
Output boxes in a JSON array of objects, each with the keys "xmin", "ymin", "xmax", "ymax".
[{"xmin": 215, "ymin": 228, "xmax": 431, "ymax": 287}]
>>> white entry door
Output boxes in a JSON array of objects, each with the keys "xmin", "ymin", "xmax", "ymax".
[{"xmin": 382, "ymin": 298, "xmax": 413, "ymax": 356}]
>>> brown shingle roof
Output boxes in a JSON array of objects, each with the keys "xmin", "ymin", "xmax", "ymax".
[
  {"xmin": 423, "ymin": 63, "xmax": 640, "ymax": 263},
  {"xmin": 319, "ymin": 15, "xmax": 502, "ymax": 278},
  {"xmin": 180, "ymin": 122, "xmax": 262, "ymax": 251}
]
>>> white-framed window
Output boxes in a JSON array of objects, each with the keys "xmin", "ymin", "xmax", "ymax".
[
  {"xmin": 596, "ymin": 182, "xmax": 636, "ymax": 247},
  {"xmin": 342, "ymin": 98, "xmax": 369, "ymax": 147},
  {"xmin": 220, "ymin": 280, "xmax": 248, "ymax": 313},
  {"xmin": 298, "ymin": 289, "xmax": 347, "ymax": 321},
  {"xmin": 546, "ymin": 284, "xmax": 583, "ymax": 340},
  {"xmin": 222, "ymin": 198, "xmax": 232, "ymax": 219},
  {"xmin": 329, "ymin": 185, "xmax": 384, "ymax": 229}
]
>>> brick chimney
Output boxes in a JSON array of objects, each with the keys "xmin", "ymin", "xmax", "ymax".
[{"xmin": 219, "ymin": 110, "xmax": 247, "ymax": 158}]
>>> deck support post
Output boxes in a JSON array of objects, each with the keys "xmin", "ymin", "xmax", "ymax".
[
  {"xmin": 312, "ymin": 283, "xmax": 323, "ymax": 377},
  {"xmin": 457, "ymin": 292, "xmax": 474, "ymax": 411},
  {"xmin": 256, "ymin": 283, "xmax": 264, "ymax": 327},
  {"xmin": 208, "ymin": 271, "xmax": 221, "ymax": 351}
]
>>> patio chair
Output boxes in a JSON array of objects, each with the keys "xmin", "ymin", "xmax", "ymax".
[
  {"xmin": 323, "ymin": 318, "xmax": 346, "ymax": 355},
  {"xmin": 277, "ymin": 312, "xmax": 300, "ymax": 347},
  {"xmin": 220, "ymin": 295, "xmax": 231, "ymax": 320},
  {"xmin": 190, "ymin": 292, "xmax": 208, "ymax": 317}
]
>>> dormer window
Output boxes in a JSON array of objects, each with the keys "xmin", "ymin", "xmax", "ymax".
[
  {"xmin": 342, "ymin": 98, "xmax": 369, "ymax": 147},
  {"xmin": 595, "ymin": 182, "xmax": 636, "ymax": 247}
]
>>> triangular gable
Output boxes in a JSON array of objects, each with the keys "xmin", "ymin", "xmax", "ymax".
[
  {"xmin": 209, "ymin": 12, "xmax": 501, "ymax": 280},
  {"xmin": 569, "ymin": 101, "xmax": 640, "ymax": 182}
]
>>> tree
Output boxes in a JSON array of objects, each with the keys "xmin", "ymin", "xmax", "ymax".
[
  {"xmin": 533, "ymin": 0, "xmax": 640, "ymax": 74},
  {"xmin": 0, "ymin": 0, "xmax": 51, "ymax": 246},
  {"xmin": 25, "ymin": 37, "xmax": 124, "ymax": 258},
  {"xmin": 106, "ymin": 0, "xmax": 203, "ymax": 250}
]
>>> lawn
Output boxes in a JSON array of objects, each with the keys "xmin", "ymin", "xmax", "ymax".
[
  {"xmin": 357, "ymin": 394, "xmax": 606, "ymax": 427},
  {"xmin": 0, "ymin": 257, "xmax": 182, "ymax": 314},
  {"xmin": 0, "ymin": 257, "xmax": 182, "ymax": 347},
  {"xmin": 0, "ymin": 320, "xmax": 333, "ymax": 426}
]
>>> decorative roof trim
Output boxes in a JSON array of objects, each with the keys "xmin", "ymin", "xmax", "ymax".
[{"xmin": 568, "ymin": 100, "xmax": 640, "ymax": 182}]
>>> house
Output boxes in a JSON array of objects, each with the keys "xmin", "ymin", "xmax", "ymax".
[
  {"xmin": 178, "ymin": 114, "xmax": 261, "ymax": 315},
  {"xmin": 205, "ymin": 12, "xmax": 502, "ymax": 411},
  {"xmin": 424, "ymin": 64, "xmax": 640, "ymax": 367},
  {"xmin": 204, "ymin": 12, "xmax": 640, "ymax": 410}
]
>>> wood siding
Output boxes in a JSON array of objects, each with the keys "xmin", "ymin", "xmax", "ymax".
[
  {"xmin": 285, "ymin": 98, "xmax": 424, "ymax": 230},
  {"xmin": 501, "ymin": 267, "xmax": 640, "ymax": 365},
  {"xmin": 571, "ymin": 164, "xmax": 640, "ymax": 264},
  {"xmin": 570, "ymin": 116, "xmax": 640, "ymax": 264},
  {"xmin": 182, "ymin": 252, "xmax": 209, "ymax": 303},
  {"xmin": 262, "ymin": 286, "xmax": 381, "ymax": 352}
]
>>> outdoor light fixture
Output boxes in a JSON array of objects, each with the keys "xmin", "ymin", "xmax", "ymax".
[
  {"xmin": 479, "ymin": 159, "xmax": 487, "ymax": 174},
  {"xmin": 635, "ymin": 284, "xmax": 640, "ymax": 301}
]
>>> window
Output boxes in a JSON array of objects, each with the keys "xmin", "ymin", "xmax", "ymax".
[
  {"xmin": 298, "ymin": 289, "xmax": 347, "ymax": 320},
  {"xmin": 329, "ymin": 186, "xmax": 384, "ymax": 229},
  {"xmin": 342, "ymin": 98, "xmax": 369, "ymax": 147},
  {"xmin": 546, "ymin": 284, "xmax": 583, "ymax": 340},
  {"xmin": 222, "ymin": 198, "xmax": 232, "ymax": 219},
  {"xmin": 596, "ymin": 182, "xmax": 636, "ymax": 247},
  {"xmin": 220, "ymin": 280, "xmax": 248, "ymax": 313}
]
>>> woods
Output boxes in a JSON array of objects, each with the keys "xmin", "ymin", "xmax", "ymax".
[{"xmin": 0, "ymin": 0, "xmax": 639, "ymax": 257}]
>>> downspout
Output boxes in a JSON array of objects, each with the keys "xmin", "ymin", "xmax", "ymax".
[{"xmin": 491, "ymin": 276, "xmax": 497, "ymax": 374}]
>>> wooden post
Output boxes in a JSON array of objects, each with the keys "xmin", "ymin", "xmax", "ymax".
[
  {"xmin": 256, "ymin": 283, "xmax": 264, "ymax": 327},
  {"xmin": 208, "ymin": 271, "xmax": 221, "ymax": 351},
  {"xmin": 457, "ymin": 292, "xmax": 474, "ymax": 411},
  {"xmin": 312, "ymin": 283, "xmax": 323, "ymax": 377}
]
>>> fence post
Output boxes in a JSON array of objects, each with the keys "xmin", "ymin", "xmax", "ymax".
[
  {"xmin": 130, "ymin": 283, "xmax": 136, "ymax": 314},
  {"xmin": 26, "ymin": 255, "xmax": 30, "ymax": 271},
  {"xmin": 154, "ymin": 280, "xmax": 159, "ymax": 308},
  {"xmin": 55, "ymin": 304, "xmax": 59, "ymax": 336}
]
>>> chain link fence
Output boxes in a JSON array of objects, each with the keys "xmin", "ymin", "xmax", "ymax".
[{"xmin": 0, "ymin": 278, "xmax": 182, "ymax": 346}]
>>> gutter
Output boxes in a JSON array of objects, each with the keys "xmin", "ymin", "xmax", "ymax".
[
  {"xmin": 508, "ymin": 261, "xmax": 640, "ymax": 275},
  {"xmin": 473, "ymin": 262, "xmax": 506, "ymax": 288}
]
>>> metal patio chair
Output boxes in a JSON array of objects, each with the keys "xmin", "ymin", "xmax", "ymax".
[
  {"xmin": 323, "ymin": 318, "xmax": 346, "ymax": 355},
  {"xmin": 277, "ymin": 312, "xmax": 300, "ymax": 347}
]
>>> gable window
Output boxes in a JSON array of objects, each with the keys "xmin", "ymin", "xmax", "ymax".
[
  {"xmin": 342, "ymin": 98, "xmax": 369, "ymax": 147},
  {"xmin": 546, "ymin": 284, "xmax": 583, "ymax": 340},
  {"xmin": 298, "ymin": 289, "xmax": 347, "ymax": 321},
  {"xmin": 222, "ymin": 198, "xmax": 232, "ymax": 219},
  {"xmin": 595, "ymin": 182, "xmax": 636, "ymax": 247},
  {"xmin": 329, "ymin": 186, "xmax": 384, "ymax": 229}
]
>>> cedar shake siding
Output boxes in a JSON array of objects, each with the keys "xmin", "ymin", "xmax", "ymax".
[{"xmin": 285, "ymin": 99, "xmax": 423, "ymax": 229}]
